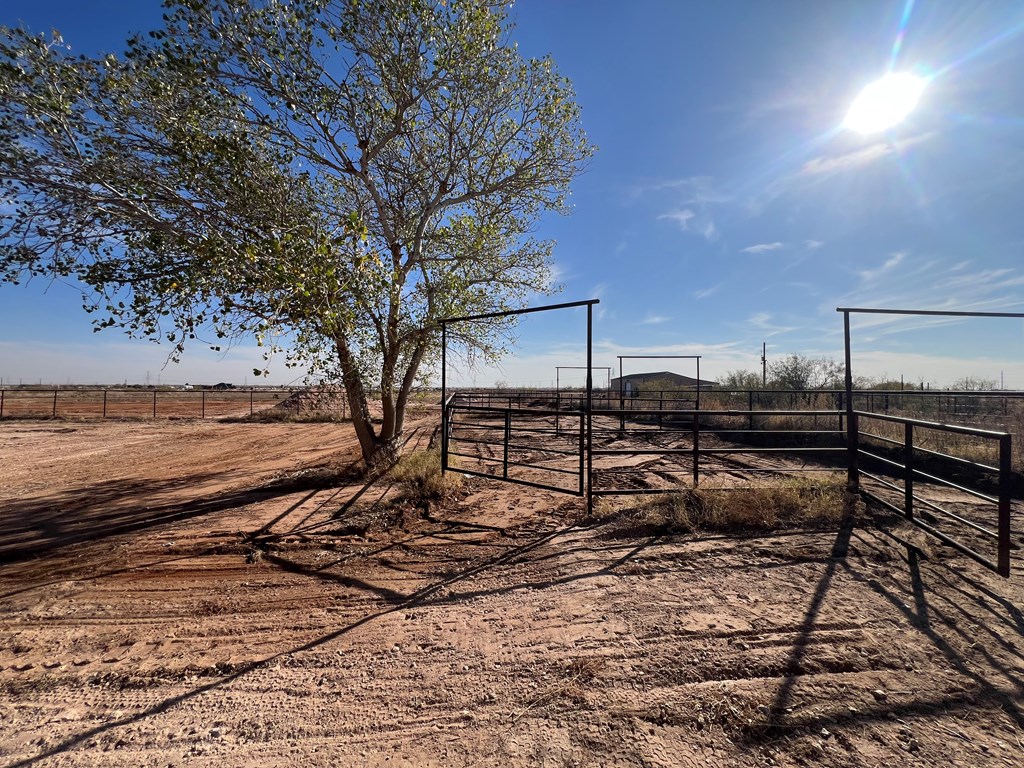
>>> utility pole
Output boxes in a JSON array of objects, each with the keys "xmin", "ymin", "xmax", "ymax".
[{"xmin": 761, "ymin": 342, "xmax": 767, "ymax": 387}]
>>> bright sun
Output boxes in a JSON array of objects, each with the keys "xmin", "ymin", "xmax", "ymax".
[{"xmin": 844, "ymin": 72, "xmax": 928, "ymax": 134}]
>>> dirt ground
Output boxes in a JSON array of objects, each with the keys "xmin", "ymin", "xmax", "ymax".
[{"xmin": 1, "ymin": 415, "xmax": 1023, "ymax": 767}]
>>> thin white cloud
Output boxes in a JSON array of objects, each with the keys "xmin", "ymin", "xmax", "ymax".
[
  {"xmin": 628, "ymin": 175, "xmax": 730, "ymax": 205},
  {"xmin": 741, "ymin": 242, "xmax": 784, "ymax": 254},
  {"xmin": 693, "ymin": 284, "xmax": 721, "ymax": 300},
  {"xmin": 859, "ymin": 251, "xmax": 906, "ymax": 282},
  {"xmin": 799, "ymin": 133, "xmax": 932, "ymax": 177},
  {"xmin": 658, "ymin": 208, "xmax": 718, "ymax": 242},
  {"xmin": 747, "ymin": 312, "xmax": 796, "ymax": 337},
  {"xmin": 804, "ymin": 239, "xmax": 824, "ymax": 249},
  {"xmin": 641, "ymin": 314, "xmax": 670, "ymax": 325},
  {"xmin": 658, "ymin": 209, "xmax": 696, "ymax": 228}
]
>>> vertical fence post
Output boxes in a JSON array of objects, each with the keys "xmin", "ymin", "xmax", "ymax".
[
  {"xmin": 52, "ymin": 390, "xmax": 58, "ymax": 417},
  {"xmin": 692, "ymin": 411, "xmax": 700, "ymax": 487},
  {"xmin": 102, "ymin": 390, "xmax": 108, "ymax": 418},
  {"xmin": 578, "ymin": 413, "xmax": 585, "ymax": 496},
  {"xmin": 503, "ymin": 408, "xmax": 511, "ymax": 479},
  {"xmin": 904, "ymin": 422, "xmax": 914, "ymax": 521},
  {"xmin": 748, "ymin": 390, "xmax": 754, "ymax": 431},
  {"xmin": 153, "ymin": 389, "xmax": 157, "ymax": 418},
  {"xmin": 0, "ymin": 389, "xmax": 4, "ymax": 418},
  {"xmin": 618, "ymin": 357, "xmax": 624, "ymax": 432},
  {"xmin": 843, "ymin": 311, "xmax": 859, "ymax": 492},
  {"xmin": 586, "ymin": 303, "xmax": 594, "ymax": 516},
  {"xmin": 201, "ymin": 390, "xmax": 206, "ymax": 419},
  {"xmin": 998, "ymin": 434, "xmax": 1012, "ymax": 578},
  {"xmin": 250, "ymin": 388, "xmax": 254, "ymax": 416}
]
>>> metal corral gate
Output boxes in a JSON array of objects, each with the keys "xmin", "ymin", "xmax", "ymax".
[
  {"xmin": 840, "ymin": 307, "xmax": 1020, "ymax": 578},
  {"xmin": 440, "ymin": 300, "xmax": 1019, "ymax": 578},
  {"xmin": 440, "ymin": 299, "xmax": 597, "ymax": 497}
]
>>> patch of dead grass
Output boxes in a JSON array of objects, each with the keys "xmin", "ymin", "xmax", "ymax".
[
  {"xmin": 596, "ymin": 477, "xmax": 852, "ymax": 537},
  {"xmin": 388, "ymin": 448, "xmax": 463, "ymax": 505}
]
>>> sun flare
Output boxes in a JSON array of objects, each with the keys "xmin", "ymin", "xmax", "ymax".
[{"xmin": 844, "ymin": 72, "xmax": 928, "ymax": 134}]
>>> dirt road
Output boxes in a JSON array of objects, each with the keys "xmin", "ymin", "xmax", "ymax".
[{"xmin": 1, "ymin": 417, "xmax": 1023, "ymax": 766}]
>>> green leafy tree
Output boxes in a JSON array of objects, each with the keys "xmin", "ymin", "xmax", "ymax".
[{"xmin": 0, "ymin": 0, "xmax": 593, "ymax": 467}]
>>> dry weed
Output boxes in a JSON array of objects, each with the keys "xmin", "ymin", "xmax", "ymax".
[
  {"xmin": 388, "ymin": 448, "xmax": 463, "ymax": 504},
  {"xmin": 599, "ymin": 478, "xmax": 849, "ymax": 536}
]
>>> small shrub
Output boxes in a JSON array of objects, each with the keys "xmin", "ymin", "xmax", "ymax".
[{"xmin": 388, "ymin": 449, "xmax": 462, "ymax": 505}]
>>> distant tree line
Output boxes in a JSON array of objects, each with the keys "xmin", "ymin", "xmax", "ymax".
[{"xmin": 718, "ymin": 355, "xmax": 1000, "ymax": 391}]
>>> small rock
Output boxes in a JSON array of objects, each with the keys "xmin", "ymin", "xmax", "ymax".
[
  {"xmin": 871, "ymin": 689, "xmax": 888, "ymax": 701},
  {"xmin": 821, "ymin": 728, "xmax": 831, "ymax": 739}
]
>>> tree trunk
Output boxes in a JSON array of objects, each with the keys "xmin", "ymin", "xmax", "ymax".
[
  {"xmin": 334, "ymin": 335, "xmax": 380, "ymax": 468},
  {"xmin": 395, "ymin": 340, "xmax": 427, "ymax": 438}
]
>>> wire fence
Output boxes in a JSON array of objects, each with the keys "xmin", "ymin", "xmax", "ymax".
[{"xmin": 0, "ymin": 387, "xmax": 348, "ymax": 420}]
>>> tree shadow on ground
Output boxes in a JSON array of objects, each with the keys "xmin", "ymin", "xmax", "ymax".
[{"xmin": 0, "ymin": 458, "xmax": 363, "ymax": 563}]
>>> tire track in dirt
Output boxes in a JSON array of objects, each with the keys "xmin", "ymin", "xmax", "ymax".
[{"xmin": 2, "ymin": 416, "xmax": 1024, "ymax": 766}]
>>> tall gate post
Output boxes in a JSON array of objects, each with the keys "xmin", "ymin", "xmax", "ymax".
[
  {"xmin": 586, "ymin": 302, "xmax": 594, "ymax": 515},
  {"xmin": 843, "ymin": 310, "xmax": 859, "ymax": 492},
  {"xmin": 999, "ymin": 434, "xmax": 1012, "ymax": 578}
]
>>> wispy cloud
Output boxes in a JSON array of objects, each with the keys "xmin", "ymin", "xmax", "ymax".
[
  {"xmin": 589, "ymin": 281, "xmax": 610, "ymax": 320},
  {"xmin": 658, "ymin": 208, "xmax": 718, "ymax": 242},
  {"xmin": 641, "ymin": 314, "xmax": 671, "ymax": 325},
  {"xmin": 804, "ymin": 239, "xmax": 824, "ymax": 249},
  {"xmin": 740, "ymin": 242, "xmax": 784, "ymax": 254},
  {"xmin": 858, "ymin": 251, "xmax": 906, "ymax": 282},
  {"xmin": 830, "ymin": 258, "xmax": 1024, "ymax": 339},
  {"xmin": 694, "ymin": 284, "xmax": 721, "ymax": 300},
  {"xmin": 799, "ymin": 133, "xmax": 932, "ymax": 178},
  {"xmin": 628, "ymin": 175, "xmax": 730, "ymax": 205},
  {"xmin": 747, "ymin": 312, "xmax": 796, "ymax": 337},
  {"xmin": 658, "ymin": 209, "xmax": 696, "ymax": 228}
]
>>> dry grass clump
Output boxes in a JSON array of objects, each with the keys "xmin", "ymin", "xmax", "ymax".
[
  {"xmin": 388, "ymin": 449, "xmax": 463, "ymax": 504},
  {"xmin": 597, "ymin": 477, "xmax": 849, "ymax": 536}
]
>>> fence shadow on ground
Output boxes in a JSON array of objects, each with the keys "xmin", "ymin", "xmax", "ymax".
[{"xmin": 746, "ymin": 519, "xmax": 1024, "ymax": 746}]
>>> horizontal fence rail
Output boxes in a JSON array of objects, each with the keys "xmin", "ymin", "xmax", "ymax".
[
  {"xmin": 852, "ymin": 410, "xmax": 1013, "ymax": 577},
  {"xmin": 442, "ymin": 397, "xmax": 585, "ymax": 495},
  {"xmin": 589, "ymin": 407, "xmax": 847, "ymax": 496}
]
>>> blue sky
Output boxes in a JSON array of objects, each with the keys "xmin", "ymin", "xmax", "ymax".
[{"xmin": 2, "ymin": 1, "xmax": 1024, "ymax": 387}]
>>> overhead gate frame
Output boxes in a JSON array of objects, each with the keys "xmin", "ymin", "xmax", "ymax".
[
  {"xmin": 441, "ymin": 299, "xmax": 598, "ymax": 506},
  {"xmin": 839, "ymin": 306, "xmax": 1023, "ymax": 577}
]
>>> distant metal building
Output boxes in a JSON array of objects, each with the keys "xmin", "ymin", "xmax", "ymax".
[{"xmin": 610, "ymin": 371, "xmax": 716, "ymax": 396}]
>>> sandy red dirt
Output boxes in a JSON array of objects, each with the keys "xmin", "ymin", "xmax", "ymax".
[{"xmin": 1, "ymin": 414, "xmax": 1023, "ymax": 766}]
